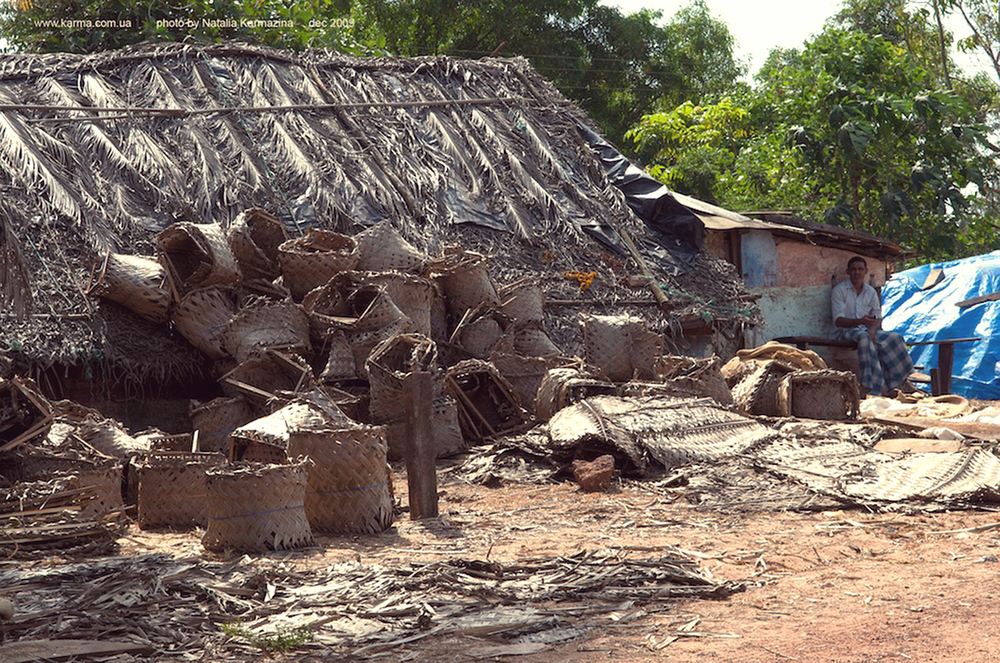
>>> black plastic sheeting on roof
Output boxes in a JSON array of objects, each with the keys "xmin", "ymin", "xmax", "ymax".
[{"xmin": 575, "ymin": 122, "xmax": 704, "ymax": 273}]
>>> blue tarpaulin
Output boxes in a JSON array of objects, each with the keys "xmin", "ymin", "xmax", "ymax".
[{"xmin": 882, "ymin": 251, "xmax": 1000, "ymax": 399}]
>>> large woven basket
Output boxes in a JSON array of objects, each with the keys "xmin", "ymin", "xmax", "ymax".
[
  {"xmin": 384, "ymin": 396, "xmax": 464, "ymax": 460},
  {"xmin": 71, "ymin": 462, "xmax": 125, "ymax": 520},
  {"xmin": 230, "ymin": 400, "xmax": 355, "ymax": 461},
  {"xmin": 535, "ymin": 367, "xmax": 616, "ymax": 421},
  {"xmin": 156, "ymin": 222, "xmax": 240, "ymax": 293},
  {"xmin": 203, "ymin": 460, "xmax": 314, "ymax": 552},
  {"xmin": 136, "ymin": 452, "xmax": 226, "ymax": 529},
  {"xmin": 88, "ymin": 253, "xmax": 172, "ymax": 323},
  {"xmin": 432, "ymin": 249, "xmax": 500, "ymax": 317},
  {"xmin": 226, "ymin": 208, "xmax": 287, "ymax": 281},
  {"xmin": 224, "ymin": 354, "xmax": 314, "ymax": 408},
  {"xmin": 190, "ymin": 397, "xmax": 256, "ymax": 454},
  {"xmin": 776, "ymin": 370, "xmax": 860, "ymax": 420},
  {"xmin": 354, "ymin": 220, "xmax": 426, "ymax": 273},
  {"xmin": 498, "ymin": 279, "xmax": 545, "ymax": 323},
  {"xmin": 445, "ymin": 360, "xmax": 530, "ymax": 441},
  {"xmin": 359, "ymin": 272, "xmax": 436, "ymax": 335},
  {"xmin": 220, "ymin": 301, "xmax": 311, "ymax": 363},
  {"xmin": 366, "ymin": 333, "xmax": 439, "ymax": 423},
  {"xmin": 172, "ymin": 287, "xmax": 236, "ymax": 360},
  {"xmin": 287, "ymin": 426, "xmax": 393, "ymax": 534},
  {"xmin": 278, "ymin": 229, "xmax": 358, "ymax": 301}
]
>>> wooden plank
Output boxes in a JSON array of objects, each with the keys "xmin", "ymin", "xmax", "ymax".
[
  {"xmin": 0, "ymin": 639, "xmax": 152, "ymax": 663},
  {"xmin": 956, "ymin": 291, "xmax": 1000, "ymax": 308},
  {"xmin": 921, "ymin": 269, "xmax": 946, "ymax": 290},
  {"xmin": 405, "ymin": 371, "xmax": 438, "ymax": 520}
]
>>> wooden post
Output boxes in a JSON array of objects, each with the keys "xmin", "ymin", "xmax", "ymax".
[{"xmin": 405, "ymin": 371, "xmax": 438, "ymax": 519}]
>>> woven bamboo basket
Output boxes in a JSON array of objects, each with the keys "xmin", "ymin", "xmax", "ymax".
[
  {"xmin": 203, "ymin": 460, "xmax": 314, "ymax": 552},
  {"xmin": 226, "ymin": 208, "xmax": 287, "ymax": 281},
  {"xmin": 446, "ymin": 360, "xmax": 530, "ymax": 441},
  {"xmin": 776, "ymin": 370, "xmax": 860, "ymax": 420},
  {"xmin": 278, "ymin": 229, "xmax": 359, "ymax": 301},
  {"xmin": 287, "ymin": 425, "xmax": 393, "ymax": 534},
  {"xmin": 731, "ymin": 360, "xmax": 794, "ymax": 417},
  {"xmin": 345, "ymin": 317, "xmax": 414, "ymax": 379},
  {"xmin": 384, "ymin": 396, "xmax": 465, "ymax": 460},
  {"xmin": 172, "ymin": 286, "xmax": 236, "ymax": 360},
  {"xmin": 319, "ymin": 329, "xmax": 357, "ymax": 382},
  {"xmin": 77, "ymin": 418, "xmax": 146, "ymax": 459},
  {"xmin": 629, "ymin": 325, "xmax": 662, "ymax": 381},
  {"xmin": 494, "ymin": 321, "xmax": 563, "ymax": 358},
  {"xmin": 344, "ymin": 285, "xmax": 410, "ymax": 333},
  {"xmin": 88, "ymin": 253, "xmax": 172, "ymax": 323},
  {"xmin": 354, "ymin": 220, "xmax": 426, "ymax": 273},
  {"xmin": 535, "ymin": 367, "xmax": 617, "ymax": 421},
  {"xmin": 71, "ymin": 463, "xmax": 124, "ymax": 520},
  {"xmin": 498, "ymin": 279, "xmax": 545, "ymax": 323},
  {"xmin": 190, "ymin": 397, "xmax": 256, "ymax": 454},
  {"xmin": 580, "ymin": 314, "xmax": 642, "ymax": 382},
  {"xmin": 489, "ymin": 352, "xmax": 567, "ymax": 412},
  {"xmin": 366, "ymin": 333, "xmax": 439, "ymax": 423},
  {"xmin": 136, "ymin": 452, "xmax": 226, "ymax": 528},
  {"xmin": 230, "ymin": 400, "xmax": 343, "ymax": 461},
  {"xmin": 220, "ymin": 301, "xmax": 311, "ymax": 363},
  {"xmin": 360, "ymin": 272, "xmax": 436, "ymax": 335},
  {"xmin": 432, "ymin": 249, "xmax": 500, "ymax": 317},
  {"xmin": 653, "ymin": 356, "xmax": 734, "ymax": 405},
  {"xmin": 147, "ymin": 433, "xmax": 193, "ymax": 452},
  {"xmin": 156, "ymin": 222, "xmax": 240, "ymax": 293},
  {"xmin": 457, "ymin": 314, "xmax": 503, "ymax": 358},
  {"xmin": 224, "ymin": 354, "xmax": 313, "ymax": 406}
]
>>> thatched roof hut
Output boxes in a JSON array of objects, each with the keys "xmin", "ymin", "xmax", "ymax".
[{"xmin": 0, "ymin": 42, "xmax": 755, "ymax": 401}]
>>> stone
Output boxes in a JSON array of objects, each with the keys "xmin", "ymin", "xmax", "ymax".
[{"xmin": 572, "ymin": 454, "xmax": 615, "ymax": 492}]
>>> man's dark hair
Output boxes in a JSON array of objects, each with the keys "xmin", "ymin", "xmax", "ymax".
[{"xmin": 848, "ymin": 256, "xmax": 867, "ymax": 269}]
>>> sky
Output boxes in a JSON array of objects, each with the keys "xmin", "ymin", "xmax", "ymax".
[{"xmin": 604, "ymin": 0, "xmax": 989, "ymax": 80}]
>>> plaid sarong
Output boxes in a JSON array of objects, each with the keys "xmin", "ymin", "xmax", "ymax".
[{"xmin": 835, "ymin": 328, "xmax": 913, "ymax": 395}]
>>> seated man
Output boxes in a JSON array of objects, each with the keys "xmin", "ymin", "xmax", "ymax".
[{"xmin": 831, "ymin": 256, "xmax": 913, "ymax": 396}]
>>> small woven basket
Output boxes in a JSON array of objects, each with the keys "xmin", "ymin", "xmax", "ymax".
[
  {"xmin": 653, "ymin": 356, "xmax": 734, "ymax": 406},
  {"xmin": 494, "ymin": 321, "xmax": 563, "ymax": 358},
  {"xmin": 278, "ymin": 229, "xmax": 358, "ymax": 301},
  {"xmin": 287, "ymin": 425, "xmax": 393, "ymax": 534},
  {"xmin": 731, "ymin": 360, "xmax": 794, "ymax": 417},
  {"xmin": 432, "ymin": 249, "xmax": 500, "ymax": 317},
  {"xmin": 457, "ymin": 314, "xmax": 503, "ymax": 359},
  {"xmin": 203, "ymin": 460, "xmax": 314, "ymax": 552},
  {"xmin": 136, "ymin": 452, "xmax": 226, "ymax": 529},
  {"xmin": 776, "ymin": 370, "xmax": 860, "ymax": 420},
  {"xmin": 580, "ymin": 314, "xmax": 642, "ymax": 382},
  {"xmin": 190, "ymin": 397, "xmax": 256, "ymax": 454},
  {"xmin": 172, "ymin": 287, "xmax": 236, "ymax": 360},
  {"xmin": 498, "ymin": 279, "xmax": 545, "ymax": 323},
  {"xmin": 226, "ymin": 208, "xmax": 287, "ymax": 281},
  {"xmin": 384, "ymin": 396, "xmax": 464, "ymax": 460},
  {"xmin": 366, "ymin": 333, "xmax": 439, "ymax": 423},
  {"xmin": 156, "ymin": 222, "xmax": 240, "ymax": 293},
  {"xmin": 88, "ymin": 253, "xmax": 171, "ymax": 323},
  {"xmin": 220, "ymin": 301, "xmax": 311, "ymax": 363},
  {"xmin": 535, "ymin": 367, "xmax": 616, "ymax": 421},
  {"xmin": 489, "ymin": 351, "xmax": 566, "ymax": 412},
  {"xmin": 354, "ymin": 220, "xmax": 426, "ymax": 273},
  {"xmin": 360, "ymin": 272, "xmax": 436, "ymax": 335},
  {"xmin": 318, "ymin": 329, "xmax": 357, "ymax": 382},
  {"xmin": 224, "ymin": 354, "xmax": 313, "ymax": 407}
]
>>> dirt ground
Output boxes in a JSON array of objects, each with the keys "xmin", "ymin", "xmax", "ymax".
[{"xmin": 118, "ymin": 465, "xmax": 1000, "ymax": 662}]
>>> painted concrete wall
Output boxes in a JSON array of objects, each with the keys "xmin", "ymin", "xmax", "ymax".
[{"xmin": 774, "ymin": 238, "xmax": 888, "ymax": 287}]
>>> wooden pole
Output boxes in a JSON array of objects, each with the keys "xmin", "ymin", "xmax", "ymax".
[{"xmin": 405, "ymin": 371, "xmax": 438, "ymax": 519}]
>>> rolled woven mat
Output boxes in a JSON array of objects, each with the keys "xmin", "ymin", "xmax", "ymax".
[{"xmin": 203, "ymin": 460, "xmax": 314, "ymax": 552}]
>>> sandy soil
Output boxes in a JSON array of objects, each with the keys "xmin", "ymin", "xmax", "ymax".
[{"xmin": 119, "ymin": 466, "xmax": 1000, "ymax": 662}]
